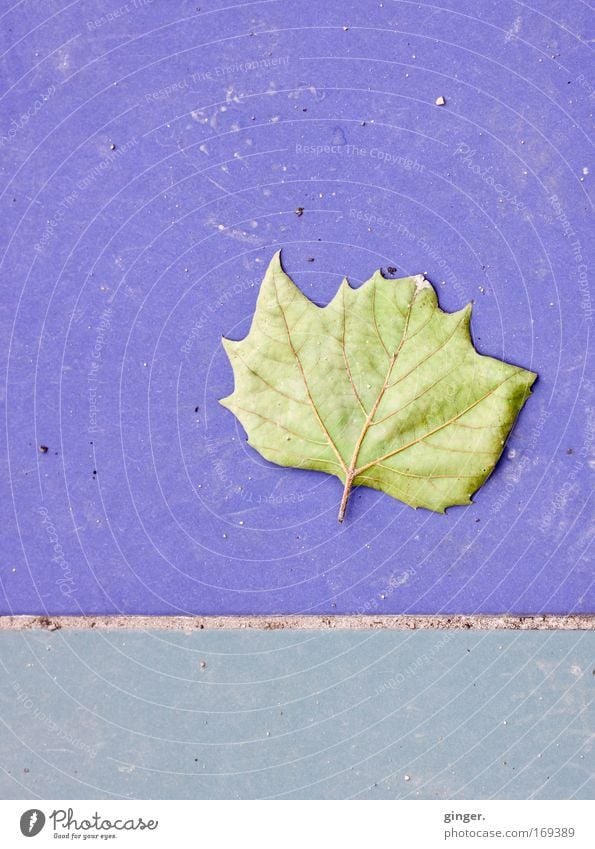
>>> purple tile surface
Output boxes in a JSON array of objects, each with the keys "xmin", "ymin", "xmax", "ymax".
[{"xmin": 1, "ymin": 0, "xmax": 592, "ymax": 615}]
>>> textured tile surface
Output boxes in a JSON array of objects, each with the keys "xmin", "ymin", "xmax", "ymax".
[
  {"xmin": 1, "ymin": 631, "xmax": 593, "ymax": 799},
  {"xmin": 0, "ymin": 0, "xmax": 593, "ymax": 616}
]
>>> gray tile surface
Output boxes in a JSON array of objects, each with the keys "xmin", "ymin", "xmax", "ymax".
[{"xmin": 0, "ymin": 631, "xmax": 593, "ymax": 799}]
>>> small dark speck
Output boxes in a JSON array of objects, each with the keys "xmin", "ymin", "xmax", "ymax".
[
  {"xmin": 475, "ymin": 518, "xmax": 480, "ymax": 522},
  {"xmin": 387, "ymin": 266, "xmax": 397, "ymax": 274},
  {"xmin": 24, "ymin": 767, "xmax": 30, "ymax": 773},
  {"xmin": 194, "ymin": 406, "xmax": 199, "ymax": 412},
  {"xmin": 302, "ymin": 107, "xmax": 308, "ymax": 112},
  {"xmin": 110, "ymin": 143, "xmax": 116, "ymax": 151},
  {"xmin": 307, "ymin": 257, "xmax": 315, "ymax": 262},
  {"xmin": 93, "ymin": 470, "xmax": 97, "ymax": 476},
  {"xmin": 295, "ymin": 207, "xmax": 304, "ymax": 216},
  {"xmin": 39, "ymin": 445, "xmax": 49, "ymax": 453},
  {"xmin": 566, "ymin": 448, "xmax": 573, "ymax": 455},
  {"xmin": 200, "ymin": 660, "xmax": 207, "ymax": 669}
]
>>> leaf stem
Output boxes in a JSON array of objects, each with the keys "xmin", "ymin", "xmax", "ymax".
[{"xmin": 338, "ymin": 471, "xmax": 355, "ymax": 523}]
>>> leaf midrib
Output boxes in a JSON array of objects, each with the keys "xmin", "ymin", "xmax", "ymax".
[{"xmin": 343, "ymin": 290, "xmax": 417, "ymax": 482}]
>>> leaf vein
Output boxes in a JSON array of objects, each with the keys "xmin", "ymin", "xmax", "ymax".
[
  {"xmin": 272, "ymin": 272, "xmax": 348, "ymax": 473},
  {"xmin": 231, "ymin": 349, "xmax": 310, "ymax": 408},
  {"xmin": 355, "ymin": 369, "xmax": 523, "ymax": 474},
  {"xmin": 374, "ymin": 462, "xmax": 480, "ymax": 480},
  {"xmin": 232, "ymin": 404, "xmax": 328, "ymax": 446},
  {"xmin": 341, "ymin": 284, "xmax": 368, "ymax": 416},
  {"xmin": 372, "ymin": 361, "xmax": 460, "ymax": 427},
  {"xmin": 387, "ymin": 310, "xmax": 467, "ymax": 390},
  {"xmin": 371, "ymin": 282, "xmax": 391, "ymax": 358}
]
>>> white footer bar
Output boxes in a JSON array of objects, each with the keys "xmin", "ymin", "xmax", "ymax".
[{"xmin": 1, "ymin": 800, "xmax": 592, "ymax": 848}]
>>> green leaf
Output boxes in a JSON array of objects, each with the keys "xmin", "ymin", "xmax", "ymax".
[{"xmin": 220, "ymin": 252, "xmax": 537, "ymax": 521}]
